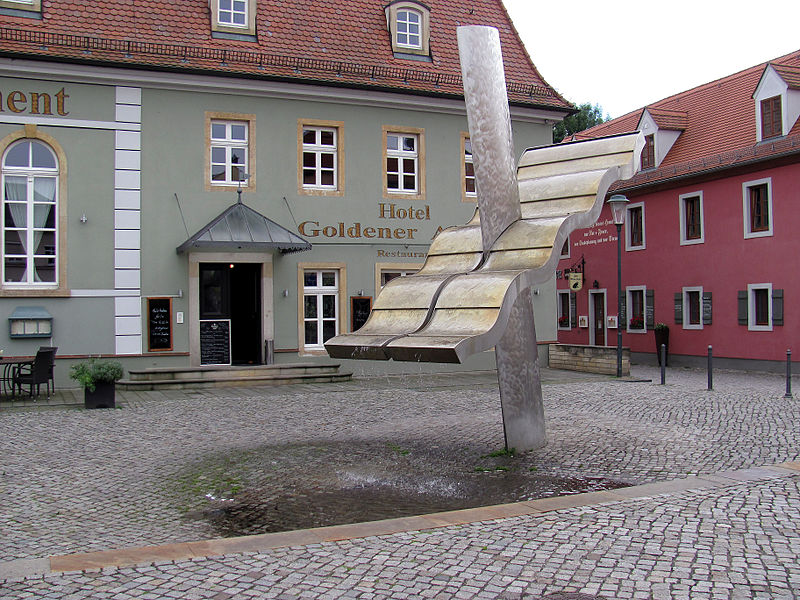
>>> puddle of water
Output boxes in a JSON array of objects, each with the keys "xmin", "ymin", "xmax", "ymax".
[{"xmin": 177, "ymin": 440, "xmax": 627, "ymax": 537}]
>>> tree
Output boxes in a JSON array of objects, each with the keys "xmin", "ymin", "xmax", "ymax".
[{"xmin": 553, "ymin": 102, "xmax": 608, "ymax": 143}]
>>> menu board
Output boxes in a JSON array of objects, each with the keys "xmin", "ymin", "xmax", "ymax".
[
  {"xmin": 147, "ymin": 297, "xmax": 173, "ymax": 352},
  {"xmin": 200, "ymin": 319, "xmax": 231, "ymax": 365},
  {"xmin": 351, "ymin": 296, "xmax": 372, "ymax": 332}
]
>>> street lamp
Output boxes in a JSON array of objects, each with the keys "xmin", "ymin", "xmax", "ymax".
[{"xmin": 607, "ymin": 194, "xmax": 629, "ymax": 378}]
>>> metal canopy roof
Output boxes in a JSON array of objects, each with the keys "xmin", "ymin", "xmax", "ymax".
[{"xmin": 176, "ymin": 201, "xmax": 311, "ymax": 254}]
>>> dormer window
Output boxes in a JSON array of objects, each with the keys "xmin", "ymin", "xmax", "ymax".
[
  {"xmin": 641, "ymin": 134, "xmax": 655, "ymax": 170},
  {"xmin": 636, "ymin": 108, "xmax": 687, "ymax": 170},
  {"xmin": 209, "ymin": 0, "xmax": 256, "ymax": 39},
  {"xmin": 0, "ymin": 0, "xmax": 42, "ymax": 19},
  {"xmin": 753, "ymin": 64, "xmax": 800, "ymax": 142},
  {"xmin": 760, "ymin": 96, "xmax": 782, "ymax": 139},
  {"xmin": 396, "ymin": 9, "xmax": 422, "ymax": 49},
  {"xmin": 385, "ymin": 1, "xmax": 431, "ymax": 59}
]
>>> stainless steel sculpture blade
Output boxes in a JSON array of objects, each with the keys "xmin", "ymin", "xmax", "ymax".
[{"xmin": 457, "ymin": 26, "xmax": 520, "ymax": 255}]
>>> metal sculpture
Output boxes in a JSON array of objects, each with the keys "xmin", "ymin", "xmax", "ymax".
[{"xmin": 326, "ymin": 26, "xmax": 643, "ymax": 451}]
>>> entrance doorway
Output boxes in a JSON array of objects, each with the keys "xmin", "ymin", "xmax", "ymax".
[
  {"xmin": 589, "ymin": 290, "xmax": 606, "ymax": 346},
  {"xmin": 199, "ymin": 263, "xmax": 262, "ymax": 364}
]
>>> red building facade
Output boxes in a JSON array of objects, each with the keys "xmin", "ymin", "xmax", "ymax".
[{"xmin": 556, "ymin": 51, "xmax": 800, "ymax": 369}]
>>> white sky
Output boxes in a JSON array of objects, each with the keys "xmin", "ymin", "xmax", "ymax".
[{"xmin": 502, "ymin": 0, "xmax": 800, "ymax": 118}]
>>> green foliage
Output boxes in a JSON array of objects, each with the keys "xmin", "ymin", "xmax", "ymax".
[
  {"xmin": 480, "ymin": 447, "xmax": 516, "ymax": 458},
  {"xmin": 69, "ymin": 359, "xmax": 124, "ymax": 392},
  {"xmin": 655, "ymin": 322, "xmax": 669, "ymax": 332},
  {"xmin": 553, "ymin": 102, "xmax": 609, "ymax": 143}
]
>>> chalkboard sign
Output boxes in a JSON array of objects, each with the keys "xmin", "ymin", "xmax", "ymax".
[
  {"xmin": 147, "ymin": 297, "xmax": 173, "ymax": 352},
  {"xmin": 200, "ymin": 319, "xmax": 231, "ymax": 365},
  {"xmin": 351, "ymin": 297, "xmax": 372, "ymax": 332}
]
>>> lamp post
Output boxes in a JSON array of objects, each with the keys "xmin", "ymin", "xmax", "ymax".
[{"xmin": 607, "ymin": 194, "xmax": 629, "ymax": 378}]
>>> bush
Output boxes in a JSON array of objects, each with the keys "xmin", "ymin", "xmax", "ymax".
[{"xmin": 69, "ymin": 359, "xmax": 124, "ymax": 392}]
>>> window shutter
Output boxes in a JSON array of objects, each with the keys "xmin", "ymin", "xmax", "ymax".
[
  {"xmin": 646, "ymin": 289, "xmax": 655, "ymax": 329},
  {"xmin": 702, "ymin": 291, "xmax": 712, "ymax": 325},
  {"xmin": 737, "ymin": 290, "xmax": 748, "ymax": 325},
  {"xmin": 773, "ymin": 289, "xmax": 784, "ymax": 326},
  {"xmin": 570, "ymin": 292, "xmax": 577, "ymax": 328},
  {"xmin": 674, "ymin": 292, "xmax": 682, "ymax": 324},
  {"xmin": 620, "ymin": 293, "xmax": 627, "ymax": 324}
]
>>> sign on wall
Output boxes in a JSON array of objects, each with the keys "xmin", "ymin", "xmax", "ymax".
[{"xmin": 147, "ymin": 297, "xmax": 173, "ymax": 352}]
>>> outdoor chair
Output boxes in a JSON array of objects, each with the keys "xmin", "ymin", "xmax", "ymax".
[
  {"xmin": 13, "ymin": 347, "xmax": 56, "ymax": 399},
  {"xmin": 38, "ymin": 345, "xmax": 58, "ymax": 395}
]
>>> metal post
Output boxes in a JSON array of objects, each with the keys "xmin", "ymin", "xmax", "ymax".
[
  {"xmin": 785, "ymin": 349, "xmax": 792, "ymax": 399},
  {"xmin": 660, "ymin": 344, "xmax": 666, "ymax": 385},
  {"xmin": 707, "ymin": 345, "xmax": 713, "ymax": 391},
  {"xmin": 616, "ymin": 222, "xmax": 623, "ymax": 378}
]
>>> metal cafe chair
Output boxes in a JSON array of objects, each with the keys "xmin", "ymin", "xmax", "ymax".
[
  {"xmin": 38, "ymin": 345, "xmax": 58, "ymax": 395},
  {"xmin": 13, "ymin": 347, "xmax": 56, "ymax": 399}
]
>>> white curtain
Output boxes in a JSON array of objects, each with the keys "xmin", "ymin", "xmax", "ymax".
[
  {"xmin": 4, "ymin": 177, "xmax": 28, "ymax": 282},
  {"xmin": 32, "ymin": 177, "xmax": 56, "ymax": 283}
]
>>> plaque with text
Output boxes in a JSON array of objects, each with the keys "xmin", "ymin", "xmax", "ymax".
[
  {"xmin": 200, "ymin": 319, "xmax": 231, "ymax": 365},
  {"xmin": 147, "ymin": 297, "xmax": 173, "ymax": 352}
]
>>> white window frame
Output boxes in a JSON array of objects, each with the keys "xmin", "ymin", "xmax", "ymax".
[
  {"xmin": 462, "ymin": 134, "xmax": 476, "ymax": 201},
  {"xmin": 210, "ymin": 119, "xmax": 249, "ymax": 187},
  {"xmin": 626, "ymin": 285, "xmax": 647, "ymax": 334},
  {"xmin": 682, "ymin": 286, "xmax": 703, "ymax": 330},
  {"xmin": 557, "ymin": 289, "xmax": 571, "ymax": 331},
  {"xmin": 386, "ymin": 132, "xmax": 419, "ymax": 195},
  {"xmin": 679, "ymin": 191, "xmax": 704, "ymax": 245},
  {"xmin": 625, "ymin": 201, "xmax": 645, "ymax": 251},
  {"xmin": 747, "ymin": 283, "xmax": 773, "ymax": 332},
  {"xmin": 301, "ymin": 269, "xmax": 340, "ymax": 351},
  {"xmin": 301, "ymin": 126, "xmax": 338, "ymax": 191},
  {"xmin": 218, "ymin": 0, "xmax": 248, "ymax": 27},
  {"xmin": 395, "ymin": 8, "xmax": 422, "ymax": 49},
  {"xmin": 742, "ymin": 177, "xmax": 773, "ymax": 239},
  {"xmin": 2, "ymin": 139, "xmax": 59, "ymax": 288}
]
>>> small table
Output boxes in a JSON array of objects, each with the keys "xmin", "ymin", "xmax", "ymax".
[{"xmin": 1, "ymin": 357, "xmax": 35, "ymax": 398}]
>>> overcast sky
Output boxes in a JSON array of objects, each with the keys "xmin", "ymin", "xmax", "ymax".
[{"xmin": 502, "ymin": 0, "xmax": 800, "ymax": 118}]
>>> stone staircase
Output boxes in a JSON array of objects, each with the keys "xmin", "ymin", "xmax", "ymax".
[{"xmin": 118, "ymin": 363, "xmax": 352, "ymax": 390}]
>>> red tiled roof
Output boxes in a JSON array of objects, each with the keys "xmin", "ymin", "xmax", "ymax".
[
  {"xmin": 647, "ymin": 108, "xmax": 688, "ymax": 131},
  {"xmin": 571, "ymin": 49, "xmax": 800, "ymax": 190},
  {"xmin": 773, "ymin": 64, "xmax": 800, "ymax": 90},
  {"xmin": 0, "ymin": 0, "xmax": 572, "ymax": 111}
]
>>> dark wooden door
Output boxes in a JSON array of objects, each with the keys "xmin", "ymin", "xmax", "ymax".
[{"xmin": 593, "ymin": 292, "xmax": 606, "ymax": 346}]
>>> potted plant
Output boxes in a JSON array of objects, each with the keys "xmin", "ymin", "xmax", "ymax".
[
  {"xmin": 654, "ymin": 323, "xmax": 669, "ymax": 366},
  {"xmin": 629, "ymin": 315, "xmax": 644, "ymax": 330},
  {"xmin": 558, "ymin": 315, "xmax": 570, "ymax": 328},
  {"xmin": 69, "ymin": 358, "xmax": 124, "ymax": 409}
]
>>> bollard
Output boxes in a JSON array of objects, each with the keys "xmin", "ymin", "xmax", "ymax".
[
  {"xmin": 707, "ymin": 345, "xmax": 713, "ymax": 391},
  {"xmin": 786, "ymin": 349, "xmax": 792, "ymax": 399},
  {"xmin": 660, "ymin": 344, "xmax": 666, "ymax": 385}
]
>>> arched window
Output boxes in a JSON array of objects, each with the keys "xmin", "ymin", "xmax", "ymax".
[
  {"xmin": 2, "ymin": 139, "xmax": 58, "ymax": 285},
  {"xmin": 396, "ymin": 9, "xmax": 422, "ymax": 49}
]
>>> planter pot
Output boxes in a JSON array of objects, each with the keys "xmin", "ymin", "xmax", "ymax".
[
  {"xmin": 84, "ymin": 381, "xmax": 116, "ymax": 409},
  {"xmin": 654, "ymin": 329, "xmax": 669, "ymax": 366}
]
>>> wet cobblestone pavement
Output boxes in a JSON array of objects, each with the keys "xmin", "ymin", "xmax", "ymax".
[{"xmin": 2, "ymin": 365, "xmax": 799, "ymax": 598}]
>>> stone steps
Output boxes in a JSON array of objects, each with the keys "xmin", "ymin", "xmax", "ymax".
[{"xmin": 118, "ymin": 363, "xmax": 351, "ymax": 390}]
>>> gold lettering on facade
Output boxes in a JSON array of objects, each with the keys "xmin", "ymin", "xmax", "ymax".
[
  {"xmin": 0, "ymin": 87, "xmax": 69, "ymax": 116},
  {"xmin": 298, "ymin": 220, "xmax": 418, "ymax": 240}
]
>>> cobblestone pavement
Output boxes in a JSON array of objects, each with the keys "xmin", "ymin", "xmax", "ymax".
[{"xmin": 1, "ymin": 365, "xmax": 799, "ymax": 598}]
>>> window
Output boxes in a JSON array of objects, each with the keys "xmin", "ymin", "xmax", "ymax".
[
  {"xmin": 626, "ymin": 287, "xmax": 645, "ymax": 332},
  {"xmin": 742, "ymin": 178, "xmax": 772, "ymax": 238},
  {"xmin": 396, "ymin": 9, "xmax": 421, "ymax": 49},
  {"xmin": 209, "ymin": 0, "xmax": 256, "ymax": 36},
  {"xmin": 685, "ymin": 288, "xmax": 701, "ymax": 328},
  {"xmin": 557, "ymin": 290, "xmax": 571, "ymax": 330},
  {"xmin": 0, "ymin": 0, "xmax": 41, "ymax": 17},
  {"xmin": 298, "ymin": 120, "xmax": 343, "ymax": 196},
  {"xmin": 641, "ymin": 134, "xmax": 655, "ymax": 170},
  {"xmin": 626, "ymin": 202, "xmax": 645, "ymax": 250},
  {"xmin": 206, "ymin": 113, "xmax": 255, "ymax": 191},
  {"xmin": 760, "ymin": 96, "xmax": 782, "ymax": 140},
  {"xmin": 383, "ymin": 126, "xmax": 425, "ymax": 199},
  {"xmin": 461, "ymin": 134, "xmax": 476, "ymax": 201},
  {"xmin": 559, "ymin": 236, "xmax": 570, "ymax": 259},
  {"xmin": 384, "ymin": 1, "xmax": 431, "ymax": 57},
  {"xmin": 2, "ymin": 139, "xmax": 58, "ymax": 287},
  {"xmin": 679, "ymin": 192, "xmax": 704, "ymax": 245},
  {"xmin": 302, "ymin": 269, "xmax": 340, "ymax": 350},
  {"xmin": 375, "ymin": 263, "xmax": 419, "ymax": 293},
  {"xmin": 740, "ymin": 284, "xmax": 784, "ymax": 331}
]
